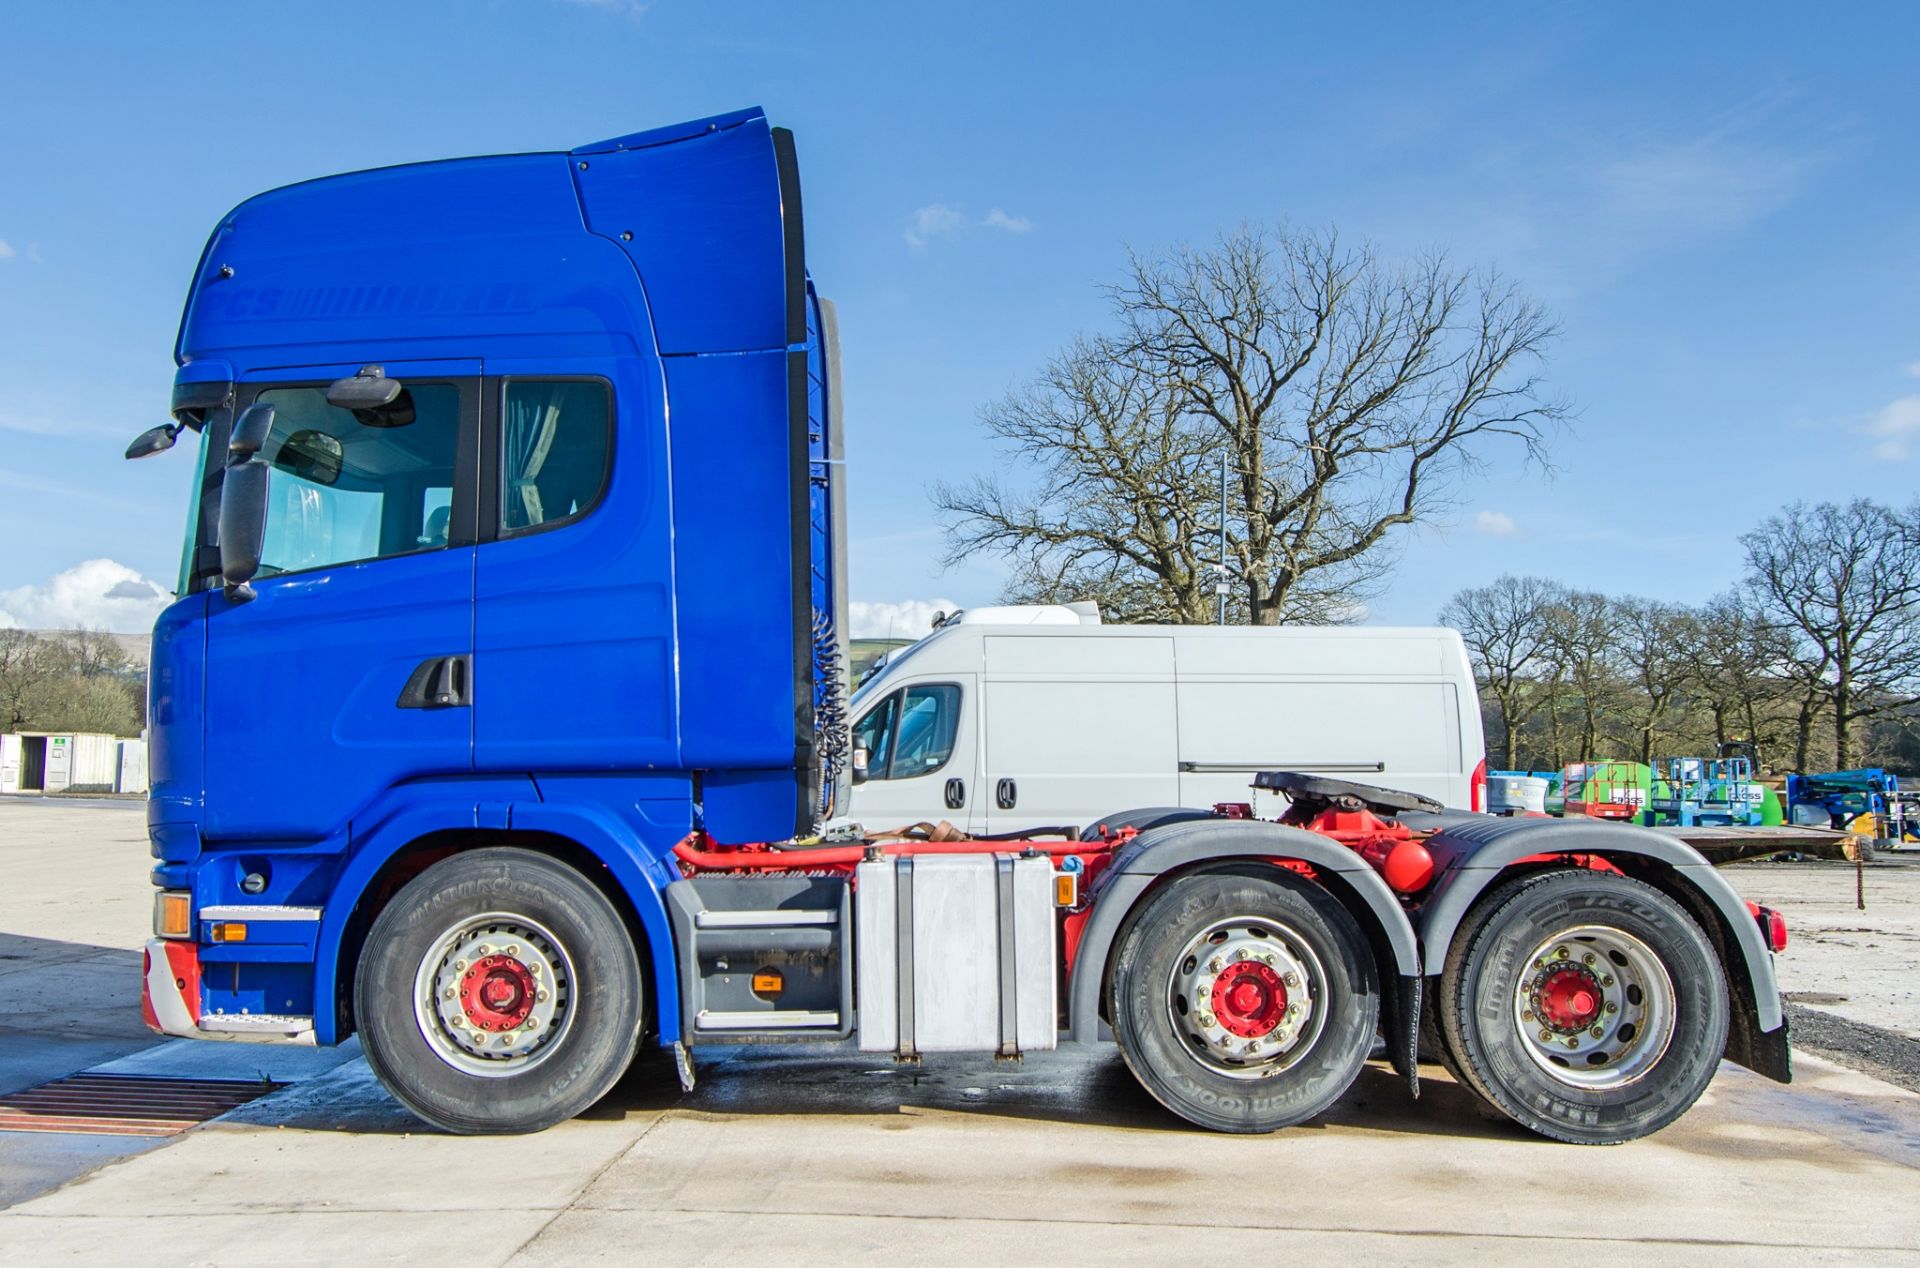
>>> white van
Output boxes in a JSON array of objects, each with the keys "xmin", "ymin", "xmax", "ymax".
[{"xmin": 843, "ymin": 607, "xmax": 1486, "ymax": 835}]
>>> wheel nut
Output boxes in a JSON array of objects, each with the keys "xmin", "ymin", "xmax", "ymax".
[
  {"xmin": 1209, "ymin": 957, "xmax": 1224, "ymax": 973},
  {"xmin": 444, "ymin": 988, "xmax": 456, "ymax": 1000},
  {"xmin": 1539, "ymin": 1028, "xmax": 1553, "ymax": 1042},
  {"xmin": 1235, "ymin": 947, "xmax": 1251, "ymax": 962},
  {"xmin": 1555, "ymin": 947, "xmax": 1569, "ymax": 959},
  {"xmin": 1582, "ymin": 953, "xmax": 1596, "ymax": 965},
  {"xmin": 529, "ymin": 963, "xmax": 541, "ymax": 977},
  {"xmin": 1284, "ymin": 972, "xmax": 1300, "ymax": 989},
  {"xmin": 1604, "ymin": 1002, "xmax": 1618, "ymax": 1014},
  {"xmin": 506, "ymin": 945, "xmax": 520, "ymax": 957},
  {"xmin": 536, "ymin": 989, "xmax": 549, "ymax": 1003},
  {"xmin": 526, "ymin": 1017, "xmax": 540, "ymax": 1030},
  {"xmin": 453, "ymin": 960, "xmax": 467, "ymax": 972},
  {"xmin": 1198, "ymin": 1012, "xmax": 1216, "ymax": 1028},
  {"xmin": 503, "ymin": 1034, "xmax": 516, "ymax": 1046},
  {"xmin": 1602, "ymin": 975, "xmax": 1614, "ymax": 987},
  {"xmin": 1590, "ymin": 1026, "xmax": 1604, "ymax": 1038},
  {"xmin": 1565, "ymin": 1037, "xmax": 1579, "ymax": 1049},
  {"xmin": 1521, "ymin": 1009, "xmax": 1534, "ymax": 1022},
  {"xmin": 477, "ymin": 944, "xmax": 491, "ymax": 956},
  {"xmin": 1261, "ymin": 952, "xmax": 1276, "ymax": 966}
]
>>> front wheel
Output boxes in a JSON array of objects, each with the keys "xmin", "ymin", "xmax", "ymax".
[
  {"xmin": 1109, "ymin": 870, "xmax": 1378, "ymax": 1133},
  {"xmin": 355, "ymin": 848, "xmax": 644, "ymax": 1134},
  {"xmin": 1438, "ymin": 869, "xmax": 1728, "ymax": 1145}
]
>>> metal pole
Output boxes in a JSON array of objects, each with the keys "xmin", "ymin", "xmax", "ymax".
[{"xmin": 1217, "ymin": 450, "xmax": 1229, "ymax": 625}]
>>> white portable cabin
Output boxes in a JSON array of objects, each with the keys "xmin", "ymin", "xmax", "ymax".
[
  {"xmin": 843, "ymin": 608, "xmax": 1486, "ymax": 835},
  {"xmin": 0, "ymin": 732, "xmax": 148, "ymax": 794}
]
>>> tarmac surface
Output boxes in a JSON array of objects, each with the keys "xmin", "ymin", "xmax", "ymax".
[{"xmin": 2, "ymin": 794, "xmax": 1918, "ymax": 1264}]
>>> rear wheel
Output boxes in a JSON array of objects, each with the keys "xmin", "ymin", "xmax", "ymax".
[
  {"xmin": 1109, "ymin": 870, "xmax": 1377, "ymax": 1132},
  {"xmin": 1438, "ymin": 869, "xmax": 1728, "ymax": 1145},
  {"xmin": 355, "ymin": 848, "xmax": 644, "ymax": 1134}
]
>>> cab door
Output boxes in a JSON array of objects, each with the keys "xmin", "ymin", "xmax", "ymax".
[
  {"xmin": 846, "ymin": 677, "xmax": 980, "ymax": 832},
  {"xmin": 202, "ymin": 360, "xmax": 479, "ymax": 841}
]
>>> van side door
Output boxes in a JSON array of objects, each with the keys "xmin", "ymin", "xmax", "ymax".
[{"xmin": 982, "ymin": 635, "xmax": 1179, "ymax": 833}]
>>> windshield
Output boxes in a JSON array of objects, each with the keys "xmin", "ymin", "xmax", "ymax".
[{"xmin": 174, "ymin": 423, "xmax": 214, "ymax": 596}]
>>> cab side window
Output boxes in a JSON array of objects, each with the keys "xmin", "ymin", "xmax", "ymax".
[
  {"xmin": 853, "ymin": 684, "xmax": 961, "ymax": 780},
  {"xmin": 253, "ymin": 383, "xmax": 462, "ymax": 575},
  {"xmin": 501, "ymin": 380, "xmax": 611, "ymax": 535}
]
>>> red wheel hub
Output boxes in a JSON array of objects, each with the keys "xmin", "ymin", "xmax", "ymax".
[
  {"xmin": 1209, "ymin": 961, "xmax": 1288, "ymax": 1038},
  {"xmin": 460, "ymin": 954, "xmax": 536, "ymax": 1031},
  {"xmin": 1535, "ymin": 966, "xmax": 1603, "ymax": 1032}
]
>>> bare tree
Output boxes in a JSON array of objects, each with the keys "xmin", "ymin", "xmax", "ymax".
[
  {"xmin": 1742, "ymin": 500, "xmax": 1920, "ymax": 768},
  {"xmin": 1670, "ymin": 592, "xmax": 1799, "ymax": 771},
  {"xmin": 1613, "ymin": 598, "xmax": 1689, "ymax": 763},
  {"xmin": 1439, "ymin": 575, "xmax": 1562, "ymax": 769},
  {"xmin": 1543, "ymin": 590, "xmax": 1625, "ymax": 763},
  {"xmin": 937, "ymin": 226, "xmax": 1568, "ymax": 623}
]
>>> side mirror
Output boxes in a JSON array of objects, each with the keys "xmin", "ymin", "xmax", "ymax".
[
  {"xmin": 327, "ymin": 365, "xmax": 414, "ymax": 426},
  {"xmin": 217, "ymin": 460, "xmax": 270, "ymax": 601},
  {"xmin": 851, "ymin": 747, "xmax": 870, "ymax": 784},
  {"xmin": 327, "ymin": 365, "xmax": 402, "ymax": 411},
  {"xmin": 229, "ymin": 403, "xmax": 276, "ymax": 459},
  {"xmin": 124, "ymin": 424, "xmax": 178, "ymax": 461}
]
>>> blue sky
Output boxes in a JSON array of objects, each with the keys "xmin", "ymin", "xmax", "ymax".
[{"xmin": 1, "ymin": 2, "xmax": 1915, "ymax": 635}]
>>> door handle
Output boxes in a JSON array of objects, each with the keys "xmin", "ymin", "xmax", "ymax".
[
  {"xmin": 995, "ymin": 778, "xmax": 1017, "ymax": 810},
  {"xmin": 945, "ymin": 778, "xmax": 966, "ymax": 810},
  {"xmin": 397, "ymin": 654, "xmax": 471, "ymax": 709}
]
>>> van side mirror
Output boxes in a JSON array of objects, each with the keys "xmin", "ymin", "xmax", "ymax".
[{"xmin": 851, "ymin": 747, "xmax": 870, "ymax": 784}]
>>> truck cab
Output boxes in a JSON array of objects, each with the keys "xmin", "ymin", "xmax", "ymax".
[{"xmin": 139, "ymin": 108, "xmax": 848, "ymax": 1065}]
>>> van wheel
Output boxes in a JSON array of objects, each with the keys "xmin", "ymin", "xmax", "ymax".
[
  {"xmin": 1437, "ymin": 869, "xmax": 1728, "ymax": 1145},
  {"xmin": 1109, "ymin": 870, "xmax": 1377, "ymax": 1132},
  {"xmin": 355, "ymin": 848, "xmax": 643, "ymax": 1134}
]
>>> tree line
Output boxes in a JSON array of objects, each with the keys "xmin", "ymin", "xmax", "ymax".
[
  {"xmin": 1441, "ymin": 498, "xmax": 1920, "ymax": 775},
  {"xmin": 0, "ymin": 629, "xmax": 146, "ymax": 737}
]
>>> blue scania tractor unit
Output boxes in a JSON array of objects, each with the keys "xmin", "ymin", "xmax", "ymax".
[{"xmin": 131, "ymin": 109, "xmax": 1791, "ymax": 1143}]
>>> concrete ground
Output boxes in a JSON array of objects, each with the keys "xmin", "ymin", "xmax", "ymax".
[{"xmin": 3, "ymin": 795, "xmax": 1919, "ymax": 1264}]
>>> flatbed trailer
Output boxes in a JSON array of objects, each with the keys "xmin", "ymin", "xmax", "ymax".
[{"xmin": 127, "ymin": 108, "xmax": 1790, "ymax": 1146}]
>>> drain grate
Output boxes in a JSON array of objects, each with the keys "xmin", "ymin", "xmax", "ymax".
[{"xmin": 0, "ymin": 1073, "xmax": 284, "ymax": 1138}]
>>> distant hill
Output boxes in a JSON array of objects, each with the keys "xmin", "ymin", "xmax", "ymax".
[{"xmin": 13, "ymin": 629, "xmax": 149, "ymax": 669}]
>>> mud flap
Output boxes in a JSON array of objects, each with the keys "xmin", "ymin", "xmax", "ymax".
[{"xmin": 1383, "ymin": 974, "xmax": 1421, "ymax": 1097}]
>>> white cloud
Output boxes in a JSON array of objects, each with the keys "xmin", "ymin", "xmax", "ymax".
[
  {"xmin": 1864, "ymin": 394, "xmax": 1920, "ymax": 462},
  {"xmin": 905, "ymin": 204, "xmax": 1035, "ymax": 249},
  {"xmin": 0, "ymin": 240, "xmax": 15, "ymax": 262},
  {"xmin": 982, "ymin": 208, "xmax": 1034, "ymax": 235},
  {"xmin": 848, "ymin": 598, "xmax": 959, "ymax": 640},
  {"xmin": 1473, "ymin": 510, "xmax": 1518, "ymax": 537},
  {"xmin": 0, "ymin": 560, "xmax": 172, "ymax": 633},
  {"xmin": 1906, "ymin": 361, "xmax": 1920, "ymax": 378}
]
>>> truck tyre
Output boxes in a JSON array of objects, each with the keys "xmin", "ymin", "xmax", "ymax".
[
  {"xmin": 1109, "ymin": 869, "xmax": 1378, "ymax": 1133},
  {"xmin": 1081, "ymin": 807, "xmax": 1213, "ymax": 841},
  {"xmin": 1437, "ymin": 868, "xmax": 1728, "ymax": 1145},
  {"xmin": 355, "ymin": 848, "xmax": 644, "ymax": 1134}
]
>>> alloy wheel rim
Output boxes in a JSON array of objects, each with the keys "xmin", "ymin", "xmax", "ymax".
[
  {"xmin": 411, "ymin": 912, "xmax": 575, "ymax": 1078},
  {"xmin": 1511, "ymin": 923, "xmax": 1676, "ymax": 1090},
  {"xmin": 1166, "ymin": 915, "xmax": 1329, "ymax": 1080}
]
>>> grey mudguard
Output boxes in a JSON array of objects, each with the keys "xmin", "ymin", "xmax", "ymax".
[
  {"xmin": 1066, "ymin": 819, "xmax": 1421, "ymax": 1044},
  {"xmin": 1407, "ymin": 814, "xmax": 1784, "ymax": 1033}
]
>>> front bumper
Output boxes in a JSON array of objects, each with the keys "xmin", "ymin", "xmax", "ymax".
[{"xmin": 141, "ymin": 939, "xmax": 315, "ymax": 1043}]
